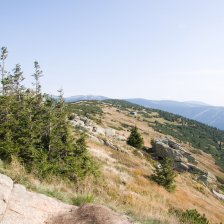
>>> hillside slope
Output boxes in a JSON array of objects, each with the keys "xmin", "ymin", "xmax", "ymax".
[
  {"xmin": 62, "ymin": 95, "xmax": 224, "ymax": 130},
  {"xmin": 127, "ymin": 98, "xmax": 224, "ymax": 130},
  {"xmin": 67, "ymin": 100, "xmax": 224, "ymax": 223},
  {"xmin": 1, "ymin": 99, "xmax": 224, "ymax": 224}
]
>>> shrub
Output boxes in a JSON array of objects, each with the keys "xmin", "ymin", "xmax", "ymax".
[
  {"xmin": 150, "ymin": 138, "xmax": 156, "ymax": 148},
  {"xmin": 170, "ymin": 208, "xmax": 210, "ymax": 224},
  {"xmin": 151, "ymin": 158, "xmax": 176, "ymax": 192},
  {"xmin": 71, "ymin": 194, "xmax": 95, "ymax": 206},
  {"xmin": 216, "ymin": 176, "xmax": 224, "ymax": 185},
  {"xmin": 142, "ymin": 220, "xmax": 163, "ymax": 224},
  {"xmin": 127, "ymin": 126, "xmax": 144, "ymax": 149}
]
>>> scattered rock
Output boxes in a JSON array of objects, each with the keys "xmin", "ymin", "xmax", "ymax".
[
  {"xmin": 207, "ymin": 172, "xmax": 217, "ymax": 184},
  {"xmin": 212, "ymin": 190, "xmax": 224, "ymax": 201},
  {"xmin": 103, "ymin": 139, "xmax": 119, "ymax": 150},
  {"xmin": 88, "ymin": 135, "xmax": 104, "ymax": 145},
  {"xmin": 72, "ymin": 119, "xmax": 85, "ymax": 127},
  {"xmin": 174, "ymin": 162, "xmax": 189, "ymax": 172},
  {"xmin": 71, "ymin": 116, "xmax": 114, "ymax": 137},
  {"xmin": 198, "ymin": 172, "xmax": 217, "ymax": 185},
  {"xmin": 187, "ymin": 164, "xmax": 207, "ymax": 176},
  {"xmin": 105, "ymin": 128, "xmax": 116, "ymax": 137},
  {"xmin": 129, "ymin": 111, "xmax": 137, "ymax": 116},
  {"xmin": 116, "ymin": 135, "xmax": 126, "ymax": 141},
  {"xmin": 185, "ymin": 155, "xmax": 197, "ymax": 165},
  {"xmin": 93, "ymin": 127, "xmax": 106, "ymax": 136}
]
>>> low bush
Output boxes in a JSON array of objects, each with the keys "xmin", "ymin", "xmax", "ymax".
[
  {"xmin": 170, "ymin": 208, "xmax": 209, "ymax": 224},
  {"xmin": 216, "ymin": 176, "xmax": 224, "ymax": 185},
  {"xmin": 71, "ymin": 194, "xmax": 95, "ymax": 206}
]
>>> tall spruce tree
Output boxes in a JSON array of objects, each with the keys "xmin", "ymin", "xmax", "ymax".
[
  {"xmin": 12, "ymin": 64, "xmax": 24, "ymax": 100},
  {"xmin": 32, "ymin": 61, "xmax": 43, "ymax": 102},
  {"xmin": 0, "ymin": 47, "xmax": 8, "ymax": 95}
]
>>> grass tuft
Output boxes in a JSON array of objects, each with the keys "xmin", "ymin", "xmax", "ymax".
[{"xmin": 71, "ymin": 194, "xmax": 95, "ymax": 206}]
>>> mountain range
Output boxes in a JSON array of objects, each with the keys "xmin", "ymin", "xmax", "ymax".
[
  {"xmin": 64, "ymin": 95, "xmax": 224, "ymax": 130},
  {"xmin": 65, "ymin": 95, "xmax": 108, "ymax": 102}
]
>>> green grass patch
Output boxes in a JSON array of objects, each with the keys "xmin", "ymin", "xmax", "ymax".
[{"xmin": 71, "ymin": 194, "xmax": 95, "ymax": 206}]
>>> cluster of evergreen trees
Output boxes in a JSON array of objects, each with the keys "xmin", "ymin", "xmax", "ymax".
[
  {"xmin": 127, "ymin": 127, "xmax": 176, "ymax": 192},
  {"xmin": 0, "ymin": 47, "xmax": 97, "ymax": 180}
]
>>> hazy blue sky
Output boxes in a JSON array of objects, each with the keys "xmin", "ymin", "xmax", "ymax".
[{"xmin": 1, "ymin": 0, "xmax": 224, "ymax": 106}]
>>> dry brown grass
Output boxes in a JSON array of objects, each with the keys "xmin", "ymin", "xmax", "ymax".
[
  {"xmin": 1, "ymin": 104, "xmax": 224, "ymax": 223},
  {"xmin": 102, "ymin": 106, "xmax": 162, "ymax": 147},
  {"xmin": 85, "ymin": 105, "xmax": 224, "ymax": 223}
]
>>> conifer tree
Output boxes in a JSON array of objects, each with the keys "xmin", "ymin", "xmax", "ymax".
[
  {"xmin": 0, "ymin": 47, "xmax": 97, "ymax": 181},
  {"xmin": 151, "ymin": 158, "xmax": 176, "ymax": 192},
  {"xmin": 0, "ymin": 47, "xmax": 8, "ymax": 95},
  {"xmin": 32, "ymin": 61, "xmax": 42, "ymax": 101},
  {"xmin": 127, "ymin": 126, "xmax": 144, "ymax": 149},
  {"xmin": 12, "ymin": 64, "xmax": 24, "ymax": 100}
]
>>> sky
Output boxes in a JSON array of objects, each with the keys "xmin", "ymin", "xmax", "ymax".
[{"xmin": 1, "ymin": 0, "xmax": 224, "ymax": 106}]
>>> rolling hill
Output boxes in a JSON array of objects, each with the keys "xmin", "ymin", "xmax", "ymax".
[
  {"xmin": 2, "ymin": 98, "xmax": 224, "ymax": 223},
  {"xmin": 67, "ymin": 99, "xmax": 224, "ymax": 223},
  {"xmin": 125, "ymin": 99, "xmax": 224, "ymax": 130},
  {"xmin": 64, "ymin": 95, "xmax": 224, "ymax": 130}
]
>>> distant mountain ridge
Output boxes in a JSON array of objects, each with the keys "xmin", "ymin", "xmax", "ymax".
[
  {"xmin": 183, "ymin": 101, "xmax": 211, "ymax": 106},
  {"xmin": 65, "ymin": 95, "xmax": 108, "ymax": 102},
  {"xmin": 64, "ymin": 95, "xmax": 224, "ymax": 130},
  {"xmin": 126, "ymin": 98, "xmax": 224, "ymax": 130}
]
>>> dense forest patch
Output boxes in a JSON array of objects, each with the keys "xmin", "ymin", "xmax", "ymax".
[{"xmin": 0, "ymin": 47, "xmax": 97, "ymax": 181}]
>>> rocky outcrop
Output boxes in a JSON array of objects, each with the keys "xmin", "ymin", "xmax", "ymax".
[
  {"xmin": 0, "ymin": 178, "xmax": 74, "ymax": 224},
  {"xmin": 103, "ymin": 139, "xmax": 119, "ymax": 150},
  {"xmin": 0, "ymin": 174, "xmax": 131, "ymax": 224},
  {"xmin": 153, "ymin": 140, "xmax": 185, "ymax": 162},
  {"xmin": 0, "ymin": 174, "xmax": 13, "ymax": 222},
  {"xmin": 153, "ymin": 138, "xmax": 215, "ymax": 185},
  {"xmin": 188, "ymin": 164, "xmax": 207, "ymax": 176},
  {"xmin": 71, "ymin": 115, "xmax": 126, "ymax": 141},
  {"xmin": 212, "ymin": 190, "xmax": 224, "ymax": 201},
  {"xmin": 153, "ymin": 138, "xmax": 198, "ymax": 165},
  {"xmin": 71, "ymin": 115, "xmax": 115, "ymax": 137},
  {"xmin": 198, "ymin": 172, "xmax": 217, "ymax": 185},
  {"xmin": 174, "ymin": 162, "xmax": 189, "ymax": 172}
]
